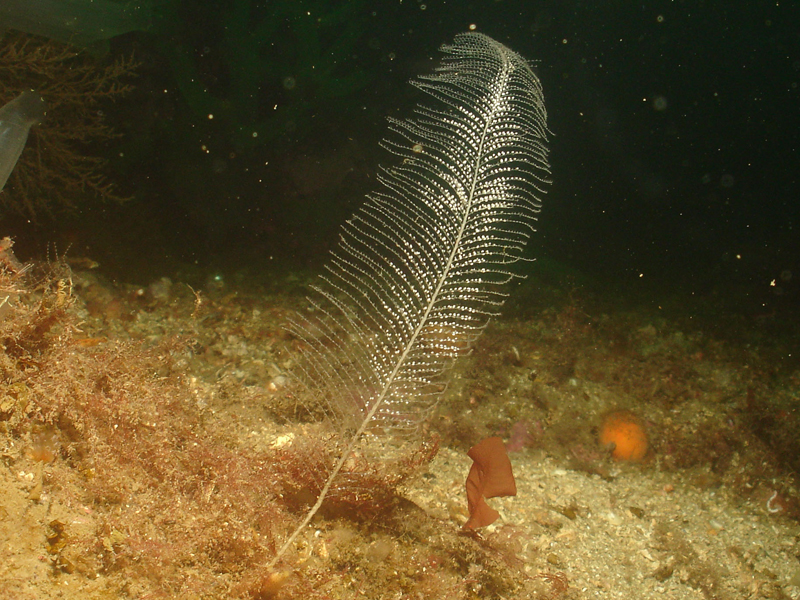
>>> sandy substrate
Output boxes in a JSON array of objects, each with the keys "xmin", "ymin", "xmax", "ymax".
[{"xmin": 1, "ymin": 266, "xmax": 798, "ymax": 599}]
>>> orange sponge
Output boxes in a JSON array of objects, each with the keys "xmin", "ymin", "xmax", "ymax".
[{"xmin": 599, "ymin": 410, "xmax": 648, "ymax": 462}]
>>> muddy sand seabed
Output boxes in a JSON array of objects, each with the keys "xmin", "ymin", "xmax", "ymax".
[{"xmin": 1, "ymin": 263, "xmax": 798, "ymax": 599}]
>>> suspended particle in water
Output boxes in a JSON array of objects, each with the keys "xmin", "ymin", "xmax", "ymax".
[
  {"xmin": 652, "ymin": 95, "xmax": 668, "ymax": 111},
  {"xmin": 720, "ymin": 174, "xmax": 735, "ymax": 188},
  {"xmin": 282, "ymin": 76, "xmax": 297, "ymax": 90},
  {"xmin": 212, "ymin": 158, "xmax": 227, "ymax": 174}
]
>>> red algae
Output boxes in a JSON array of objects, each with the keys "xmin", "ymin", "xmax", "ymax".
[{"xmin": 1, "ymin": 263, "xmax": 523, "ymax": 600}]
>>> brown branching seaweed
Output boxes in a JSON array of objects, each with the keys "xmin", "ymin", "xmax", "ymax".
[
  {"xmin": 0, "ymin": 31, "xmax": 138, "ymax": 217},
  {"xmin": 0, "ymin": 264, "xmax": 456, "ymax": 599}
]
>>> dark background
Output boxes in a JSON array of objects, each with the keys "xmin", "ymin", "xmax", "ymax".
[{"xmin": 5, "ymin": 0, "xmax": 800, "ymax": 311}]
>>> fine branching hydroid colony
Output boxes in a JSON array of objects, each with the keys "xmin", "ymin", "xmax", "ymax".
[{"xmin": 270, "ymin": 32, "xmax": 550, "ymax": 568}]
